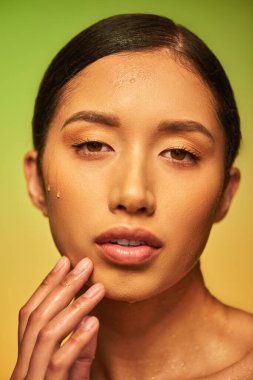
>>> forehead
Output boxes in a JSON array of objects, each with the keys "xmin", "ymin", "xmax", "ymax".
[
  {"xmin": 56, "ymin": 50, "xmax": 222, "ymax": 136},
  {"xmin": 65, "ymin": 49, "xmax": 212, "ymax": 96}
]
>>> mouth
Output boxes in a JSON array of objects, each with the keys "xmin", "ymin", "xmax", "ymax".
[
  {"xmin": 110, "ymin": 239, "xmax": 147, "ymax": 246},
  {"xmin": 95, "ymin": 227, "xmax": 163, "ymax": 265}
]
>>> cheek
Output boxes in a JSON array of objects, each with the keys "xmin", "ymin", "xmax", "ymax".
[
  {"xmin": 156, "ymin": 165, "xmax": 223, "ymax": 280},
  {"xmin": 43, "ymin": 156, "xmax": 110, "ymax": 259}
]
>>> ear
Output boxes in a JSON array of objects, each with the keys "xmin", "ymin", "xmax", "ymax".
[
  {"xmin": 214, "ymin": 167, "xmax": 241, "ymax": 223},
  {"xmin": 23, "ymin": 150, "xmax": 48, "ymax": 217}
]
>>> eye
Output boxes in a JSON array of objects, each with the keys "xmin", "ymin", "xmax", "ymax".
[
  {"xmin": 72, "ymin": 140, "xmax": 113, "ymax": 157},
  {"xmin": 160, "ymin": 148, "xmax": 199, "ymax": 165},
  {"xmin": 170, "ymin": 149, "xmax": 188, "ymax": 161},
  {"xmin": 83, "ymin": 141, "xmax": 108, "ymax": 152}
]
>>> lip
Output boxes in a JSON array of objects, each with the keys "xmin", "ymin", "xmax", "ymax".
[{"xmin": 95, "ymin": 226, "xmax": 163, "ymax": 265}]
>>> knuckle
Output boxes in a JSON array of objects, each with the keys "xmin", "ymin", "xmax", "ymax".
[
  {"xmin": 49, "ymin": 354, "xmax": 67, "ymax": 372},
  {"xmin": 77, "ymin": 356, "xmax": 93, "ymax": 365},
  {"xmin": 59, "ymin": 276, "xmax": 72, "ymax": 288},
  {"xmin": 38, "ymin": 326, "xmax": 53, "ymax": 343},
  {"xmin": 41, "ymin": 273, "xmax": 53, "ymax": 287},
  {"xmin": 69, "ymin": 335, "xmax": 80, "ymax": 346},
  {"xmin": 27, "ymin": 309, "xmax": 43, "ymax": 325},
  {"xmin": 19, "ymin": 304, "xmax": 30, "ymax": 321},
  {"xmin": 71, "ymin": 297, "xmax": 87, "ymax": 310}
]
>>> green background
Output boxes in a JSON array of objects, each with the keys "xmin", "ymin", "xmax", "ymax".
[{"xmin": 1, "ymin": 0, "xmax": 252, "ymax": 378}]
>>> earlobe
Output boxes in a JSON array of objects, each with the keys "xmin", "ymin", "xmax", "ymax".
[
  {"xmin": 23, "ymin": 150, "xmax": 48, "ymax": 217},
  {"xmin": 214, "ymin": 167, "xmax": 241, "ymax": 223}
]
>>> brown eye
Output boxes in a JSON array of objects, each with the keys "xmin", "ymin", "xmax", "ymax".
[
  {"xmin": 170, "ymin": 149, "xmax": 187, "ymax": 160},
  {"xmin": 160, "ymin": 148, "xmax": 199, "ymax": 165},
  {"xmin": 86, "ymin": 141, "xmax": 103, "ymax": 152},
  {"xmin": 73, "ymin": 140, "xmax": 113, "ymax": 157}
]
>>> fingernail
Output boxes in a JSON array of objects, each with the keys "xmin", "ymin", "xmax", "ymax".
[
  {"xmin": 53, "ymin": 256, "xmax": 68, "ymax": 272},
  {"xmin": 72, "ymin": 258, "xmax": 91, "ymax": 274},
  {"xmin": 82, "ymin": 317, "xmax": 97, "ymax": 331},
  {"xmin": 85, "ymin": 283, "xmax": 103, "ymax": 298}
]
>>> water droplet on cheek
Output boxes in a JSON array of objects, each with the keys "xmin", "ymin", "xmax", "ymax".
[{"xmin": 57, "ymin": 191, "xmax": 60, "ymax": 198}]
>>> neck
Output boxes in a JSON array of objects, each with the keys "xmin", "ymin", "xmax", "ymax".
[{"xmin": 91, "ymin": 262, "xmax": 214, "ymax": 379}]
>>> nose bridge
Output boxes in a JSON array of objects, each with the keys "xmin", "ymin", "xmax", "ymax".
[
  {"xmin": 109, "ymin": 148, "xmax": 156, "ymax": 215},
  {"xmin": 122, "ymin": 155, "xmax": 147, "ymax": 194}
]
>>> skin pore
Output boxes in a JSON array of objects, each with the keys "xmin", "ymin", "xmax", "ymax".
[{"xmin": 23, "ymin": 50, "xmax": 253, "ymax": 379}]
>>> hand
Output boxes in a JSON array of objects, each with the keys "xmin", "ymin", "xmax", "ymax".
[{"xmin": 11, "ymin": 256, "xmax": 105, "ymax": 380}]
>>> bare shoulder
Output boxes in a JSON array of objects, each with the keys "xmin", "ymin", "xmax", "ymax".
[
  {"xmin": 223, "ymin": 304, "xmax": 253, "ymax": 352},
  {"xmin": 200, "ymin": 348, "xmax": 253, "ymax": 380},
  {"xmin": 202, "ymin": 302, "xmax": 253, "ymax": 379}
]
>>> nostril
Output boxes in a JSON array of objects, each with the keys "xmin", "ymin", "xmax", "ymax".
[
  {"xmin": 109, "ymin": 190, "xmax": 156, "ymax": 216},
  {"xmin": 116, "ymin": 204, "xmax": 147, "ymax": 214}
]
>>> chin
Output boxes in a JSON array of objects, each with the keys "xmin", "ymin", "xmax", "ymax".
[
  {"xmin": 103, "ymin": 288, "xmax": 150, "ymax": 304},
  {"xmin": 89, "ymin": 266, "xmax": 170, "ymax": 304}
]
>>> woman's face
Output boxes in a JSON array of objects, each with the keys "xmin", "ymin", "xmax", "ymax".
[{"xmin": 36, "ymin": 50, "xmax": 227, "ymax": 301}]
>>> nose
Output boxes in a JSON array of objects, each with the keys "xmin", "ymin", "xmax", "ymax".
[{"xmin": 108, "ymin": 159, "xmax": 156, "ymax": 216}]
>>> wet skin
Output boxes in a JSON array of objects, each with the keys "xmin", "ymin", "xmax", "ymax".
[
  {"xmin": 17, "ymin": 50, "xmax": 253, "ymax": 379},
  {"xmin": 34, "ymin": 50, "xmax": 228, "ymax": 301}
]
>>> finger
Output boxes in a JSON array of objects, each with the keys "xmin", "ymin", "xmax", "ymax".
[
  {"xmin": 45, "ymin": 317, "xmax": 99, "ymax": 380},
  {"xmin": 69, "ymin": 328, "xmax": 98, "ymax": 380},
  {"xmin": 12, "ymin": 256, "xmax": 70, "ymax": 380},
  {"xmin": 18, "ymin": 256, "xmax": 70, "ymax": 345},
  {"xmin": 15, "ymin": 257, "xmax": 93, "ymax": 379},
  {"xmin": 26, "ymin": 283, "xmax": 105, "ymax": 380}
]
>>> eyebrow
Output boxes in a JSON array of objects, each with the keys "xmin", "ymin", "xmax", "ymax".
[
  {"xmin": 61, "ymin": 110, "xmax": 214, "ymax": 142},
  {"xmin": 157, "ymin": 120, "xmax": 215, "ymax": 142},
  {"xmin": 61, "ymin": 111, "xmax": 120, "ymax": 129}
]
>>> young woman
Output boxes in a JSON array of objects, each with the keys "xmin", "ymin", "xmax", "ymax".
[{"xmin": 11, "ymin": 14, "xmax": 253, "ymax": 380}]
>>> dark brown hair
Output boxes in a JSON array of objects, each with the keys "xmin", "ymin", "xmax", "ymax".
[{"xmin": 32, "ymin": 13, "xmax": 241, "ymax": 177}]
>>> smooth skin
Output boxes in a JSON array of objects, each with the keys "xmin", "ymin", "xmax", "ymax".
[{"xmin": 13, "ymin": 50, "xmax": 253, "ymax": 379}]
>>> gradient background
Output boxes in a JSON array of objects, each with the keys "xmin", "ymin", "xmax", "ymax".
[{"xmin": 1, "ymin": 0, "xmax": 252, "ymax": 378}]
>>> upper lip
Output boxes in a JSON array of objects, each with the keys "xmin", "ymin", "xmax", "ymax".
[{"xmin": 95, "ymin": 227, "xmax": 163, "ymax": 248}]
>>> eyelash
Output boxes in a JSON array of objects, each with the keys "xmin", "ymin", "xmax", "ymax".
[
  {"xmin": 160, "ymin": 146, "xmax": 200, "ymax": 166},
  {"xmin": 72, "ymin": 140, "xmax": 200, "ymax": 166},
  {"xmin": 72, "ymin": 139, "xmax": 113, "ymax": 158}
]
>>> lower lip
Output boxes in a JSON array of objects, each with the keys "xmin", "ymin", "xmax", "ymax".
[{"xmin": 96, "ymin": 243, "xmax": 160, "ymax": 265}]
